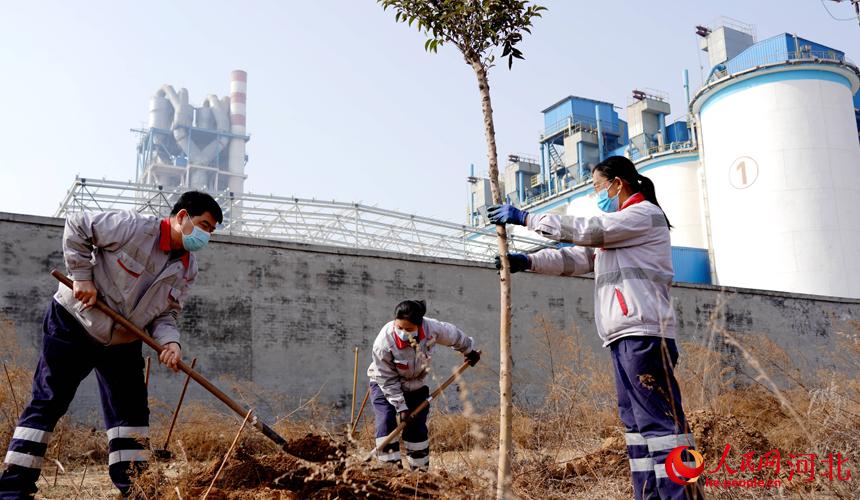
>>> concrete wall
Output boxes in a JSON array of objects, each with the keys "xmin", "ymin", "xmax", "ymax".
[{"xmin": 1, "ymin": 212, "xmax": 858, "ymax": 424}]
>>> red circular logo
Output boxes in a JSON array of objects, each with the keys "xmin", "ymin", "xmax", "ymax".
[{"xmin": 666, "ymin": 445, "xmax": 705, "ymax": 485}]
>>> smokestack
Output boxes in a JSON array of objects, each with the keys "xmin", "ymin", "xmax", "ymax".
[{"xmin": 227, "ymin": 70, "xmax": 247, "ymax": 195}]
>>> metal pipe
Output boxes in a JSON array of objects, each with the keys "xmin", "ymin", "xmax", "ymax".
[
  {"xmin": 51, "ymin": 270, "xmax": 289, "ymax": 450},
  {"xmin": 539, "ymin": 143, "xmax": 546, "ymax": 196},
  {"xmin": 577, "ymin": 141, "xmax": 586, "ymax": 181},
  {"xmin": 516, "ymin": 171, "xmax": 524, "ymax": 205},
  {"xmin": 683, "ymin": 69, "xmax": 691, "ymax": 106},
  {"xmin": 469, "ymin": 164, "xmax": 476, "ymax": 226},
  {"xmin": 595, "ymin": 105, "xmax": 606, "ymax": 162},
  {"xmin": 683, "ymin": 69, "xmax": 694, "ymax": 146},
  {"xmin": 658, "ymin": 113, "xmax": 667, "ymax": 148}
]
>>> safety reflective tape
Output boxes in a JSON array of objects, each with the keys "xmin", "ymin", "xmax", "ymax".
[
  {"xmin": 13, "ymin": 427, "xmax": 52, "ymax": 444},
  {"xmin": 375, "ymin": 436, "xmax": 399, "ymax": 447},
  {"xmin": 624, "ymin": 433, "xmax": 647, "ymax": 446},
  {"xmin": 596, "ymin": 267, "xmax": 674, "ymax": 288},
  {"xmin": 376, "ymin": 451, "xmax": 401, "ymax": 462},
  {"xmin": 108, "ymin": 449, "xmax": 150, "ymax": 465},
  {"xmin": 403, "ymin": 439, "xmax": 429, "ymax": 451},
  {"xmin": 655, "ymin": 460, "xmax": 698, "ymax": 479},
  {"xmin": 558, "ymin": 218, "xmax": 605, "ymax": 247},
  {"xmin": 629, "ymin": 457, "xmax": 655, "ymax": 472},
  {"xmin": 106, "ymin": 426, "xmax": 150, "ymax": 441},
  {"xmin": 646, "ymin": 433, "xmax": 696, "ymax": 452},
  {"xmin": 406, "ymin": 454, "xmax": 430, "ymax": 467},
  {"xmin": 4, "ymin": 450, "xmax": 44, "ymax": 469}
]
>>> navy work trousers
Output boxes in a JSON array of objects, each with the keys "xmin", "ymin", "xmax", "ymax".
[
  {"xmin": 611, "ymin": 336, "xmax": 704, "ymax": 500},
  {"xmin": 370, "ymin": 382, "xmax": 430, "ymax": 470},
  {"xmin": 0, "ymin": 300, "xmax": 149, "ymax": 499}
]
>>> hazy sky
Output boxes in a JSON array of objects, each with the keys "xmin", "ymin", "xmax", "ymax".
[{"xmin": 0, "ymin": 0, "xmax": 857, "ymax": 223}]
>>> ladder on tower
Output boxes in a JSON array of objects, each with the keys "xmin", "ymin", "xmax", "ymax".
[{"xmin": 547, "ymin": 143, "xmax": 564, "ymax": 169}]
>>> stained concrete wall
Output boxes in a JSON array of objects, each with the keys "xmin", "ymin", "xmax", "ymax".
[{"xmin": 1, "ymin": 212, "xmax": 858, "ymax": 424}]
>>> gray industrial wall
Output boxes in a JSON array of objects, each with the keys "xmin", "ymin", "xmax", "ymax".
[{"xmin": 1, "ymin": 212, "xmax": 858, "ymax": 425}]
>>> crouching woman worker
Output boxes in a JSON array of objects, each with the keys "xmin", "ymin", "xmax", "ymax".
[
  {"xmin": 367, "ymin": 300, "xmax": 479, "ymax": 470},
  {"xmin": 489, "ymin": 156, "xmax": 703, "ymax": 500}
]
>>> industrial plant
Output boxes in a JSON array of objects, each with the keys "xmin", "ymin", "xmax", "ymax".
[
  {"xmin": 470, "ymin": 18, "xmax": 860, "ymax": 298},
  {"xmin": 54, "ymin": 17, "xmax": 860, "ymax": 300}
]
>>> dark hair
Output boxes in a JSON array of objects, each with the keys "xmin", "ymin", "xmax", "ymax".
[
  {"xmin": 394, "ymin": 299, "xmax": 426, "ymax": 326},
  {"xmin": 592, "ymin": 156, "xmax": 672, "ymax": 228},
  {"xmin": 171, "ymin": 191, "xmax": 223, "ymax": 224}
]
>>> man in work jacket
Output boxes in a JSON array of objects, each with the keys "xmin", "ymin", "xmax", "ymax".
[
  {"xmin": 367, "ymin": 299, "xmax": 480, "ymax": 470},
  {"xmin": 0, "ymin": 191, "xmax": 222, "ymax": 499}
]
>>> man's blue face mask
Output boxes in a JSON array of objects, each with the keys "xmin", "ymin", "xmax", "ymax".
[{"xmin": 182, "ymin": 225, "xmax": 210, "ymax": 252}]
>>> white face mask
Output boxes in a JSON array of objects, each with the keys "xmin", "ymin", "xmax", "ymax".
[{"xmin": 394, "ymin": 327, "xmax": 416, "ymax": 341}]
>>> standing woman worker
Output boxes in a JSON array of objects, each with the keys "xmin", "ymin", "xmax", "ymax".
[
  {"xmin": 367, "ymin": 300, "xmax": 480, "ymax": 470},
  {"xmin": 489, "ymin": 156, "xmax": 703, "ymax": 500}
]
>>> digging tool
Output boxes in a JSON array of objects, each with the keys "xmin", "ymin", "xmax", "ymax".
[
  {"xmin": 153, "ymin": 357, "xmax": 197, "ymax": 460},
  {"xmin": 350, "ymin": 386, "xmax": 370, "ymax": 436},
  {"xmin": 51, "ymin": 270, "xmax": 290, "ymax": 451},
  {"xmin": 351, "ymin": 346, "xmax": 359, "ymax": 425},
  {"xmin": 363, "ymin": 356, "xmax": 477, "ymax": 462},
  {"xmin": 144, "ymin": 356, "xmax": 151, "ymax": 387}
]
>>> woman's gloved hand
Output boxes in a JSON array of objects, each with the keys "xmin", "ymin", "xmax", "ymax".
[
  {"xmin": 494, "ymin": 253, "xmax": 531, "ymax": 273},
  {"xmin": 487, "ymin": 204, "xmax": 528, "ymax": 226}
]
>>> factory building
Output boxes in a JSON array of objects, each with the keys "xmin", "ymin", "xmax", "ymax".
[{"xmin": 469, "ymin": 19, "xmax": 860, "ymax": 298}]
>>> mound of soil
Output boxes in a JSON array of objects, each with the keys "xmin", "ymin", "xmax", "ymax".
[
  {"xmin": 532, "ymin": 409, "xmax": 772, "ymax": 485},
  {"xmin": 562, "ymin": 435, "xmax": 628, "ymax": 478},
  {"xmin": 686, "ymin": 409, "xmax": 772, "ymax": 463},
  {"xmin": 283, "ymin": 433, "xmax": 346, "ymax": 463},
  {"xmin": 178, "ymin": 434, "xmax": 477, "ymax": 499}
]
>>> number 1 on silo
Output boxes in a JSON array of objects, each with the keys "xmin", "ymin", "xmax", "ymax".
[{"xmin": 729, "ymin": 157, "xmax": 758, "ymax": 189}]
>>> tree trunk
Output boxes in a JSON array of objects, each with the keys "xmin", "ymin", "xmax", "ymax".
[{"xmin": 470, "ymin": 60, "xmax": 513, "ymax": 500}]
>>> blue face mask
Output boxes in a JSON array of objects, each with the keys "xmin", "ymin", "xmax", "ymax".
[
  {"xmin": 596, "ymin": 185, "xmax": 619, "ymax": 213},
  {"xmin": 182, "ymin": 225, "xmax": 210, "ymax": 252}
]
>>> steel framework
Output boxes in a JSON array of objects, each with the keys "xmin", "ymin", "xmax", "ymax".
[{"xmin": 54, "ymin": 177, "xmax": 552, "ymax": 261}]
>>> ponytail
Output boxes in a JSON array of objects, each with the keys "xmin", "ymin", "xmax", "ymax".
[
  {"xmin": 593, "ymin": 156, "xmax": 673, "ymax": 229},
  {"xmin": 634, "ymin": 173, "xmax": 672, "ymax": 229}
]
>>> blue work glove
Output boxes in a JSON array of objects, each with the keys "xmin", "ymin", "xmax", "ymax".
[
  {"xmin": 494, "ymin": 253, "xmax": 531, "ymax": 273},
  {"xmin": 487, "ymin": 204, "xmax": 528, "ymax": 226}
]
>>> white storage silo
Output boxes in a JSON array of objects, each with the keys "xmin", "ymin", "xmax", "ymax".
[
  {"xmin": 636, "ymin": 152, "xmax": 707, "ymax": 250},
  {"xmin": 691, "ymin": 62, "xmax": 860, "ymax": 298}
]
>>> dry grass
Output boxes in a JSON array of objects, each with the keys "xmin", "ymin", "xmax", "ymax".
[{"xmin": 1, "ymin": 307, "xmax": 859, "ymax": 498}]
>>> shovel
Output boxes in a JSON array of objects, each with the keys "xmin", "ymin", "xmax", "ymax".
[
  {"xmin": 52, "ymin": 270, "xmax": 290, "ymax": 452},
  {"xmin": 363, "ymin": 355, "xmax": 477, "ymax": 462}
]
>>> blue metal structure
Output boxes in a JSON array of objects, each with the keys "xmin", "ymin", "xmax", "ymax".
[
  {"xmin": 665, "ymin": 120, "xmax": 690, "ymax": 144},
  {"xmin": 537, "ymin": 96, "xmax": 628, "ymax": 199},
  {"xmin": 708, "ymin": 33, "xmax": 847, "ymax": 83},
  {"xmin": 671, "ymin": 247, "xmax": 711, "ymax": 284}
]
